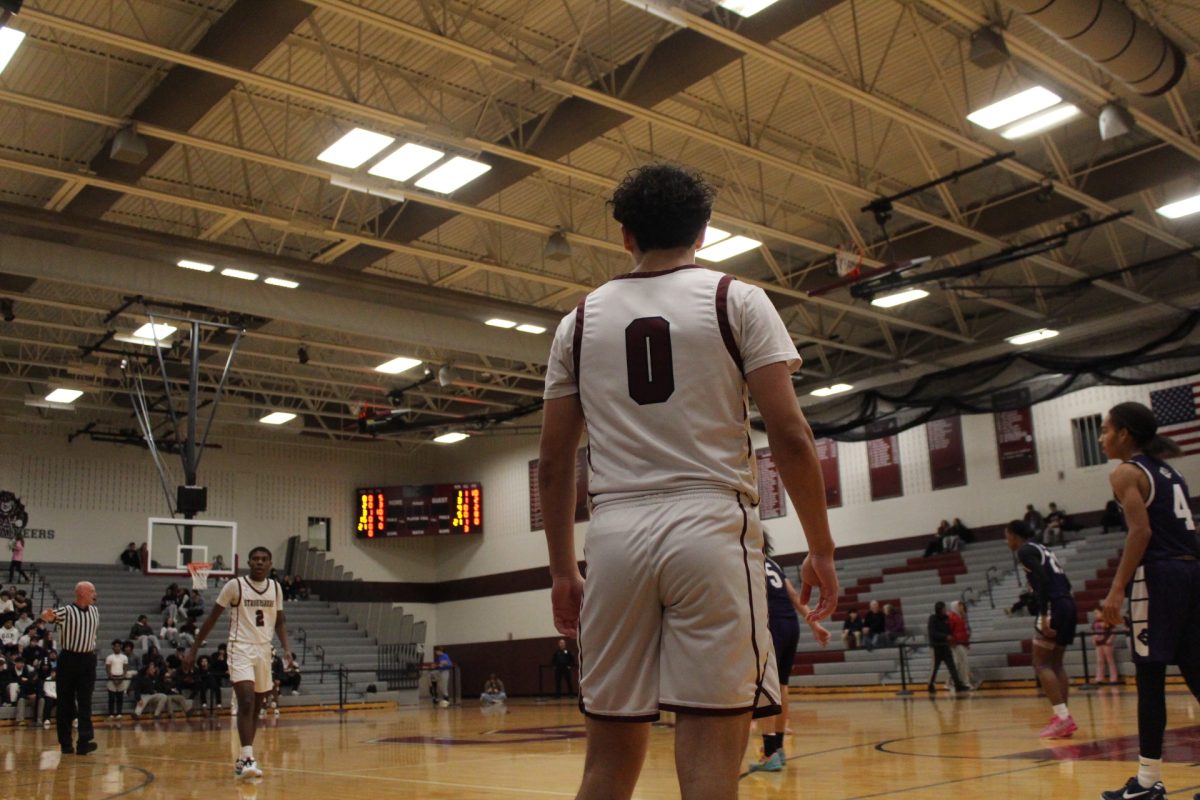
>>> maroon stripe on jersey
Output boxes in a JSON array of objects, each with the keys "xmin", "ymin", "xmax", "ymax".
[
  {"xmin": 572, "ymin": 297, "xmax": 586, "ymax": 386},
  {"xmin": 609, "ymin": 264, "xmax": 702, "ymax": 281},
  {"xmin": 715, "ymin": 274, "xmax": 744, "ymax": 374},
  {"xmin": 737, "ymin": 495, "xmax": 779, "ymax": 718}
]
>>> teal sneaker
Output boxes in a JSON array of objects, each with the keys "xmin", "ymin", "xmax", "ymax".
[{"xmin": 748, "ymin": 751, "xmax": 784, "ymax": 773}]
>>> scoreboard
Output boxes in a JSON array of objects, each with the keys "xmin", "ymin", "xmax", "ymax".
[{"xmin": 355, "ymin": 483, "xmax": 483, "ymax": 538}]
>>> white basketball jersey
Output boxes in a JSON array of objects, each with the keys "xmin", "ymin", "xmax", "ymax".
[
  {"xmin": 544, "ymin": 265, "xmax": 801, "ymax": 504},
  {"xmin": 216, "ymin": 576, "xmax": 280, "ymax": 646}
]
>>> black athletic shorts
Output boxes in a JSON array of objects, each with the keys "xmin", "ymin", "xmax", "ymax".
[
  {"xmin": 1128, "ymin": 559, "xmax": 1200, "ymax": 665},
  {"xmin": 1038, "ymin": 596, "xmax": 1077, "ymax": 648},
  {"xmin": 769, "ymin": 617, "xmax": 800, "ymax": 684}
]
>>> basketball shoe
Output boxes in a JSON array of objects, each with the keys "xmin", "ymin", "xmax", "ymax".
[
  {"xmin": 1100, "ymin": 777, "xmax": 1164, "ymax": 799},
  {"xmin": 234, "ymin": 757, "xmax": 263, "ymax": 779},
  {"xmin": 748, "ymin": 751, "xmax": 784, "ymax": 773},
  {"xmin": 1039, "ymin": 715, "xmax": 1077, "ymax": 738}
]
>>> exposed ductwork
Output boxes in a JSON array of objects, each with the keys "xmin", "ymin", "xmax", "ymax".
[{"xmin": 999, "ymin": 0, "xmax": 1185, "ymax": 96}]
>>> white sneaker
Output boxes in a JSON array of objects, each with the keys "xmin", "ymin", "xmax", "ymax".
[
  {"xmin": 273, "ymin": 708, "xmax": 279, "ymax": 717},
  {"xmin": 439, "ymin": 699, "xmax": 450, "ymax": 708},
  {"xmin": 43, "ymin": 720, "xmax": 50, "ymax": 729},
  {"xmin": 234, "ymin": 757, "xmax": 263, "ymax": 779},
  {"xmin": 290, "ymin": 690, "xmax": 299, "ymax": 696}
]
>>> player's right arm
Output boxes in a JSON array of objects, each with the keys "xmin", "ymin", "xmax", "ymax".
[
  {"xmin": 1102, "ymin": 464, "xmax": 1154, "ymax": 626},
  {"xmin": 538, "ymin": 393, "xmax": 586, "ymax": 638},
  {"xmin": 747, "ymin": 363, "xmax": 838, "ymax": 620},
  {"xmin": 184, "ymin": 580, "xmax": 234, "ymax": 672}
]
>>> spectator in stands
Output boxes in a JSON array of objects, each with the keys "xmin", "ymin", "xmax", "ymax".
[
  {"xmin": 36, "ymin": 666, "xmax": 56, "ymax": 728},
  {"xmin": 10, "ymin": 590, "xmax": 29, "ymax": 619},
  {"xmin": 142, "ymin": 644, "xmax": 164, "ymax": 671},
  {"xmin": 293, "ymin": 576, "xmax": 309, "ymax": 601},
  {"xmin": 275, "ymin": 650, "xmax": 301, "ymax": 696},
  {"xmin": 159, "ymin": 583, "xmax": 179, "ymax": 613},
  {"xmin": 0, "ymin": 590, "xmax": 12, "ymax": 623},
  {"xmin": 841, "ymin": 609, "xmax": 863, "ymax": 649},
  {"xmin": 0, "ymin": 616, "xmax": 18, "ymax": 652},
  {"xmin": 551, "ymin": 638, "xmax": 576, "ymax": 698},
  {"xmin": 281, "ymin": 575, "xmax": 296, "ymax": 602},
  {"xmin": 104, "ymin": 639, "xmax": 130, "ymax": 720},
  {"xmin": 429, "ymin": 646, "xmax": 452, "ymax": 707},
  {"xmin": 166, "ymin": 646, "xmax": 185, "ymax": 673},
  {"xmin": 119, "ymin": 543, "xmax": 141, "ymax": 572},
  {"xmin": 883, "ymin": 604, "xmax": 905, "ymax": 645},
  {"xmin": 927, "ymin": 601, "xmax": 969, "ymax": 694},
  {"xmin": 939, "ymin": 519, "xmax": 961, "ymax": 552},
  {"xmin": 8, "ymin": 533, "xmax": 29, "ymax": 583},
  {"xmin": 176, "ymin": 619, "xmax": 197, "ymax": 650},
  {"xmin": 1044, "ymin": 503, "xmax": 1067, "ymax": 547},
  {"xmin": 1100, "ymin": 500, "xmax": 1125, "ymax": 534},
  {"xmin": 130, "ymin": 615, "xmax": 159, "ymax": 655},
  {"xmin": 950, "ymin": 518, "xmax": 974, "ymax": 545},
  {"xmin": 1091, "ymin": 610, "xmax": 1120, "ymax": 685},
  {"xmin": 160, "ymin": 614, "xmax": 179, "ymax": 648},
  {"xmin": 1024, "ymin": 504, "xmax": 1044, "ymax": 536},
  {"xmin": 132, "ymin": 661, "xmax": 168, "ymax": 720},
  {"xmin": 923, "ymin": 527, "xmax": 945, "ymax": 558},
  {"xmin": 186, "ymin": 590, "xmax": 204, "ymax": 621},
  {"xmin": 862, "ymin": 601, "xmax": 887, "ymax": 651},
  {"xmin": 210, "ymin": 643, "xmax": 229, "ymax": 689},
  {"xmin": 192, "ymin": 654, "xmax": 221, "ymax": 711},
  {"xmin": 480, "ymin": 673, "xmax": 507, "ymax": 705},
  {"xmin": 946, "ymin": 600, "xmax": 973, "ymax": 690},
  {"xmin": 5, "ymin": 655, "xmax": 35, "ymax": 707},
  {"xmin": 122, "ymin": 640, "xmax": 140, "ymax": 674},
  {"xmin": 14, "ymin": 609, "xmax": 32, "ymax": 635},
  {"xmin": 159, "ymin": 667, "xmax": 190, "ymax": 719}
]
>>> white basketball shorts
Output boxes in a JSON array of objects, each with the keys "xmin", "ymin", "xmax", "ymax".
[
  {"xmin": 578, "ymin": 488, "xmax": 780, "ymax": 721},
  {"xmin": 228, "ymin": 642, "xmax": 273, "ymax": 693}
]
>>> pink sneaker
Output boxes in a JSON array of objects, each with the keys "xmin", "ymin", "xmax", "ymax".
[{"xmin": 1039, "ymin": 715, "xmax": 1078, "ymax": 738}]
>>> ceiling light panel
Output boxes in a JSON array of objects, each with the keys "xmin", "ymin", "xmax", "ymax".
[
  {"xmin": 1157, "ymin": 193, "xmax": 1200, "ymax": 220},
  {"xmin": 259, "ymin": 412, "xmax": 297, "ymax": 425},
  {"xmin": 375, "ymin": 356, "xmax": 422, "ymax": 374},
  {"xmin": 44, "ymin": 389, "xmax": 83, "ymax": 404},
  {"xmin": 516, "ymin": 324, "xmax": 546, "ymax": 334},
  {"xmin": 1006, "ymin": 328, "xmax": 1059, "ymax": 346},
  {"xmin": 696, "ymin": 235, "xmax": 762, "ymax": 263},
  {"xmin": 414, "ymin": 156, "xmax": 492, "ymax": 193},
  {"xmin": 368, "ymin": 143, "xmax": 445, "ymax": 182},
  {"xmin": 966, "ymin": 86, "xmax": 1061, "ymax": 130},
  {"xmin": 131, "ymin": 323, "xmax": 177, "ymax": 340},
  {"xmin": 0, "ymin": 28, "xmax": 25, "ymax": 75},
  {"xmin": 221, "ymin": 268, "xmax": 258, "ymax": 281},
  {"xmin": 264, "ymin": 277, "xmax": 300, "ymax": 289},
  {"xmin": 177, "ymin": 259, "xmax": 215, "ymax": 272},
  {"xmin": 433, "ymin": 432, "xmax": 470, "ymax": 444},
  {"xmin": 485, "ymin": 318, "xmax": 517, "ymax": 329},
  {"xmin": 870, "ymin": 289, "xmax": 930, "ymax": 308},
  {"xmin": 317, "ymin": 128, "xmax": 395, "ymax": 168},
  {"xmin": 1000, "ymin": 104, "xmax": 1081, "ymax": 139},
  {"xmin": 811, "ymin": 383, "xmax": 854, "ymax": 397},
  {"xmin": 717, "ymin": 0, "xmax": 782, "ymax": 16}
]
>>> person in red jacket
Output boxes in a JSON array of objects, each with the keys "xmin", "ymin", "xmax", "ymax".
[{"xmin": 946, "ymin": 601, "xmax": 973, "ymax": 691}]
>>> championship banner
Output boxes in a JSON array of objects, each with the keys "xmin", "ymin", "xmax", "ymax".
[
  {"xmin": 866, "ymin": 420, "xmax": 903, "ymax": 501},
  {"xmin": 755, "ymin": 448, "xmax": 786, "ymax": 520},
  {"xmin": 994, "ymin": 389, "xmax": 1039, "ymax": 479},
  {"xmin": 926, "ymin": 415, "xmax": 967, "ymax": 490}
]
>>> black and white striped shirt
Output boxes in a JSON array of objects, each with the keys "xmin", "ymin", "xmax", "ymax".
[{"xmin": 52, "ymin": 603, "xmax": 100, "ymax": 653}]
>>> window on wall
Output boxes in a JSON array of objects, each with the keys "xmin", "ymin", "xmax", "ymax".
[{"xmin": 1071, "ymin": 414, "xmax": 1105, "ymax": 467}]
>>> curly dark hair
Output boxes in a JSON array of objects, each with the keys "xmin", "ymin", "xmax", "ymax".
[{"xmin": 609, "ymin": 164, "xmax": 715, "ymax": 252}]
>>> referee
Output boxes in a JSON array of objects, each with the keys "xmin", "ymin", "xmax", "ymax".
[{"xmin": 40, "ymin": 581, "xmax": 100, "ymax": 755}]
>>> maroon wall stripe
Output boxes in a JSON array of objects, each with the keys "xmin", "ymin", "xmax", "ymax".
[{"xmin": 715, "ymin": 274, "xmax": 744, "ymax": 373}]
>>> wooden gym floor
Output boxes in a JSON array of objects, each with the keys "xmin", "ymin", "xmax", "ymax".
[{"xmin": 4, "ymin": 686, "xmax": 1200, "ymax": 799}]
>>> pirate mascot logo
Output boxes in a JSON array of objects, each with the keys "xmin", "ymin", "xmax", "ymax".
[{"xmin": 0, "ymin": 491, "xmax": 28, "ymax": 537}]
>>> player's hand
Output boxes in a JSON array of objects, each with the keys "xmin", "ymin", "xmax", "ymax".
[
  {"xmin": 39, "ymin": 608, "xmax": 55, "ymax": 623},
  {"xmin": 550, "ymin": 573, "xmax": 584, "ymax": 638},
  {"xmin": 798, "ymin": 552, "xmax": 839, "ymax": 622},
  {"xmin": 181, "ymin": 651, "xmax": 195, "ymax": 674},
  {"xmin": 1101, "ymin": 590, "xmax": 1124, "ymax": 627},
  {"xmin": 810, "ymin": 623, "xmax": 832, "ymax": 648},
  {"xmin": 284, "ymin": 654, "xmax": 297, "ymax": 672}
]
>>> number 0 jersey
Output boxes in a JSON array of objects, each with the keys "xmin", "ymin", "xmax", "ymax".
[
  {"xmin": 215, "ymin": 576, "xmax": 280, "ymax": 646},
  {"xmin": 543, "ymin": 265, "xmax": 801, "ymax": 505},
  {"xmin": 1122, "ymin": 454, "xmax": 1198, "ymax": 562}
]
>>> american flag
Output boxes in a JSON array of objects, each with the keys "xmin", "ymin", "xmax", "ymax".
[{"xmin": 1149, "ymin": 382, "xmax": 1200, "ymax": 456}]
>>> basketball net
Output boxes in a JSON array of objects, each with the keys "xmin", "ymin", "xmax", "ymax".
[
  {"xmin": 835, "ymin": 244, "xmax": 863, "ymax": 279},
  {"xmin": 187, "ymin": 562, "xmax": 213, "ymax": 591}
]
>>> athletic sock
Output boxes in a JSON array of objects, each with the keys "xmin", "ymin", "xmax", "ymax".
[
  {"xmin": 1052, "ymin": 703, "xmax": 1069, "ymax": 720},
  {"xmin": 1137, "ymin": 755, "xmax": 1162, "ymax": 789},
  {"xmin": 240, "ymin": 745, "xmax": 253, "ymax": 761},
  {"xmin": 771, "ymin": 733, "xmax": 784, "ymax": 751},
  {"xmin": 762, "ymin": 734, "xmax": 778, "ymax": 757}
]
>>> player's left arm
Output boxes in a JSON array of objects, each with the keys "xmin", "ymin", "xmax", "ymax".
[
  {"xmin": 1102, "ymin": 465, "xmax": 1154, "ymax": 626},
  {"xmin": 538, "ymin": 393, "xmax": 586, "ymax": 638}
]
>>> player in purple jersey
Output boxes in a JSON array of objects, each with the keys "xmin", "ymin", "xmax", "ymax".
[
  {"xmin": 1005, "ymin": 520, "xmax": 1077, "ymax": 739},
  {"xmin": 1098, "ymin": 402, "xmax": 1199, "ymax": 800}
]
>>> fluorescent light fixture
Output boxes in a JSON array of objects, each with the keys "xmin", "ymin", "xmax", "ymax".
[
  {"xmin": 317, "ymin": 128, "xmax": 395, "ymax": 169},
  {"xmin": 697, "ymin": 235, "xmax": 762, "ymax": 263},
  {"xmin": 810, "ymin": 383, "xmax": 854, "ymax": 397},
  {"xmin": 871, "ymin": 288, "xmax": 930, "ymax": 308},
  {"xmin": 259, "ymin": 411, "xmax": 297, "ymax": 425},
  {"xmin": 375, "ymin": 356, "xmax": 423, "ymax": 375},
  {"xmin": 44, "ymin": 389, "xmax": 83, "ymax": 404},
  {"xmin": 717, "ymin": 0, "xmax": 782, "ymax": 16},
  {"xmin": 1006, "ymin": 328, "xmax": 1059, "ymax": 346},
  {"xmin": 1157, "ymin": 193, "xmax": 1200, "ymax": 220},
  {"xmin": 368, "ymin": 143, "xmax": 445, "ymax": 182},
  {"xmin": 516, "ymin": 324, "xmax": 546, "ymax": 334},
  {"xmin": 177, "ymin": 259, "xmax": 215, "ymax": 273},
  {"xmin": 485, "ymin": 318, "xmax": 517, "ymax": 329},
  {"xmin": 0, "ymin": 28, "xmax": 25, "ymax": 76},
  {"xmin": 1000, "ymin": 104, "xmax": 1081, "ymax": 139},
  {"xmin": 701, "ymin": 226, "xmax": 732, "ymax": 247},
  {"xmin": 415, "ymin": 156, "xmax": 492, "ymax": 193},
  {"xmin": 131, "ymin": 323, "xmax": 177, "ymax": 341},
  {"xmin": 966, "ymin": 86, "xmax": 1061, "ymax": 130},
  {"xmin": 220, "ymin": 268, "xmax": 258, "ymax": 281},
  {"xmin": 619, "ymin": 0, "xmax": 683, "ymax": 24},
  {"xmin": 114, "ymin": 334, "xmax": 172, "ymax": 348},
  {"xmin": 264, "ymin": 277, "xmax": 300, "ymax": 289},
  {"xmin": 433, "ymin": 431, "xmax": 470, "ymax": 444}
]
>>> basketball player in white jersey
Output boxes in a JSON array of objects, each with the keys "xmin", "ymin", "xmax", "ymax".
[
  {"xmin": 539, "ymin": 164, "xmax": 838, "ymax": 800},
  {"xmin": 185, "ymin": 546, "xmax": 293, "ymax": 779}
]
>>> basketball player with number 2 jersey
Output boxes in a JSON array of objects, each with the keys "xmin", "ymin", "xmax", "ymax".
[{"xmin": 185, "ymin": 546, "xmax": 293, "ymax": 780}]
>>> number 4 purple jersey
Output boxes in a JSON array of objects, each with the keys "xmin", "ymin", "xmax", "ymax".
[
  {"xmin": 543, "ymin": 265, "xmax": 801, "ymax": 506},
  {"xmin": 1124, "ymin": 454, "xmax": 1198, "ymax": 562}
]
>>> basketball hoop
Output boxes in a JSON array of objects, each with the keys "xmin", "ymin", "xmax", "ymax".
[
  {"xmin": 187, "ymin": 562, "xmax": 213, "ymax": 591},
  {"xmin": 835, "ymin": 243, "xmax": 864, "ymax": 279}
]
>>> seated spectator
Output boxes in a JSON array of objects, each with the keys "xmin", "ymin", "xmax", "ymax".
[
  {"xmin": 1023, "ymin": 504, "xmax": 1044, "ymax": 538},
  {"xmin": 13, "ymin": 610, "xmax": 32, "ymax": 635},
  {"xmin": 950, "ymin": 517, "xmax": 974, "ymax": 544},
  {"xmin": 132, "ymin": 662, "xmax": 168, "ymax": 720},
  {"xmin": 1043, "ymin": 502, "xmax": 1067, "ymax": 547},
  {"xmin": 130, "ymin": 615, "xmax": 159, "ymax": 655},
  {"xmin": 276, "ymin": 651, "xmax": 301, "ymax": 696},
  {"xmin": 122, "ymin": 640, "xmax": 141, "ymax": 674},
  {"xmin": 119, "ymin": 542, "xmax": 141, "ymax": 572},
  {"xmin": 176, "ymin": 619, "xmax": 197, "ymax": 650},
  {"xmin": 281, "ymin": 575, "xmax": 296, "ymax": 602},
  {"xmin": 939, "ymin": 519, "xmax": 961, "ymax": 552},
  {"xmin": 210, "ymin": 555, "xmax": 225, "ymax": 587},
  {"xmin": 841, "ymin": 609, "xmax": 863, "ymax": 650},
  {"xmin": 210, "ymin": 644, "xmax": 229, "ymax": 687},
  {"xmin": 143, "ymin": 645, "xmax": 164, "ymax": 671},
  {"xmin": 160, "ymin": 614, "xmax": 179, "ymax": 647},
  {"xmin": 922, "ymin": 530, "xmax": 944, "ymax": 558},
  {"xmin": 166, "ymin": 646, "xmax": 185, "ymax": 672},
  {"xmin": 0, "ymin": 590, "xmax": 13, "ymax": 623},
  {"xmin": 159, "ymin": 584, "xmax": 179, "ymax": 613},
  {"xmin": 5, "ymin": 655, "xmax": 35, "ymax": 710},
  {"xmin": 1100, "ymin": 500, "xmax": 1125, "ymax": 534},
  {"xmin": 883, "ymin": 604, "xmax": 905, "ymax": 644},
  {"xmin": 0, "ymin": 617, "xmax": 18, "ymax": 652},
  {"xmin": 159, "ymin": 667, "xmax": 190, "ymax": 718},
  {"xmin": 186, "ymin": 590, "xmax": 204, "ymax": 621},
  {"xmin": 293, "ymin": 576, "xmax": 310, "ymax": 601},
  {"xmin": 862, "ymin": 600, "xmax": 887, "ymax": 651},
  {"xmin": 480, "ymin": 673, "xmax": 507, "ymax": 705},
  {"xmin": 10, "ymin": 591, "xmax": 29, "ymax": 619},
  {"xmin": 191, "ymin": 654, "xmax": 221, "ymax": 711},
  {"xmin": 36, "ymin": 667, "xmax": 56, "ymax": 728}
]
